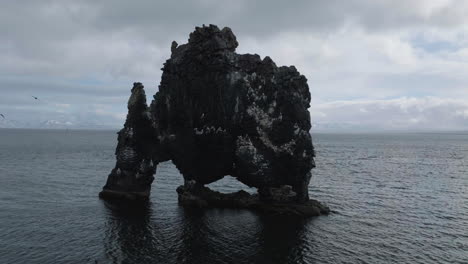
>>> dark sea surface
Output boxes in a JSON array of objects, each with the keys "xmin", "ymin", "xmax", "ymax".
[{"xmin": 0, "ymin": 129, "xmax": 467, "ymax": 264}]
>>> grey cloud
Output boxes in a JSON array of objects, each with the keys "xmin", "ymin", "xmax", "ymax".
[
  {"xmin": 4, "ymin": 1, "xmax": 466, "ymax": 48},
  {"xmin": 2, "ymin": 1, "xmax": 468, "ymax": 130},
  {"xmin": 4, "ymin": 0, "xmax": 466, "ymax": 78},
  {"xmin": 70, "ymin": 0, "xmax": 468, "ymax": 36},
  {"xmin": 312, "ymin": 97, "xmax": 468, "ymax": 131}
]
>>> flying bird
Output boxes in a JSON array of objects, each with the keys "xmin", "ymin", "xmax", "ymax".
[
  {"xmin": 32, "ymin": 96, "xmax": 39, "ymax": 100},
  {"xmin": 0, "ymin": 114, "xmax": 4, "ymax": 119}
]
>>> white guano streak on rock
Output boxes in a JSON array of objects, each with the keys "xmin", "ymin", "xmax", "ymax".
[
  {"xmin": 126, "ymin": 127, "xmax": 134, "ymax": 138},
  {"xmin": 236, "ymin": 135, "xmax": 269, "ymax": 173},
  {"xmin": 193, "ymin": 126, "xmax": 226, "ymax": 135},
  {"xmin": 119, "ymin": 147, "xmax": 137, "ymax": 163},
  {"xmin": 243, "ymin": 74, "xmax": 296, "ymax": 156}
]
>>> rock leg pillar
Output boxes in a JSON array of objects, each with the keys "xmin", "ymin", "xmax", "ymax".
[{"xmin": 99, "ymin": 83, "xmax": 157, "ymax": 200}]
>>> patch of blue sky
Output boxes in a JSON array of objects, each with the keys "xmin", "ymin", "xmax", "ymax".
[{"xmin": 409, "ymin": 35, "xmax": 461, "ymax": 53}]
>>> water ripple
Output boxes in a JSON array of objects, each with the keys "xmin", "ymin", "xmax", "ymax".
[{"xmin": 0, "ymin": 130, "xmax": 467, "ymax": 263}]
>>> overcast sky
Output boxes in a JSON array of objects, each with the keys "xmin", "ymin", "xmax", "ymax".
[{"xmin": 1, "ymin": 0, "xmax": 468, "ymax": 130}]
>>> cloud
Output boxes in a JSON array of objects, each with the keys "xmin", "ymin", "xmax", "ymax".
[
  {"xmin": 311, "ymin": 97, "xmax": 468, "ymax": 131},
  {"xmin": 1, "ymin": 1, "xmax": 468, "ymax": 130}
]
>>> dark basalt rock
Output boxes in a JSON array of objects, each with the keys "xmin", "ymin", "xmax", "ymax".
[
  {"xmin": 100, "ymin": 24, "xmax": 326, "ymax": 215},
  {"xmin": 99, "ymin": 83, "xmax": 157, "ymax": 200},
  {"xmin": 176, "ymin": 182, "xmax": 330, "ymax": 217}
]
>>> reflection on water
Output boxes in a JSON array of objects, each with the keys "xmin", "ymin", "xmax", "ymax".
[
  {"xmin": 102, "ymin": 201, "xmax": 311, "ymax": 264},
  {"xmin": 175, "ymin": 208, "xmax": 212, "ymax": 263},
  {"xmin": 2, "ymin": 130, "xmax": 467, "ymax": 263},
  {"xmin": 253, "ymin": 215, "xmax": 309, "ymax": 264},
  {"xmin": 103, "ymin": 201, "xmax": 160, "ymax": 263}
]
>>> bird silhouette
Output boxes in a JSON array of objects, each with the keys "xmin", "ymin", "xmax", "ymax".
[
  {"xmin": 32, "ymin": 96, "xmax": 39, "ymax": 100},
  {"xmin": 0, "ymin": 114, "xmax": 4, "ymax": 119}
]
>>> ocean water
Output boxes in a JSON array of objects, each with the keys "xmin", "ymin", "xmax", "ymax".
[{"xmin": 0, "ymin": 129, "xmax": 467, "ymax": 264}]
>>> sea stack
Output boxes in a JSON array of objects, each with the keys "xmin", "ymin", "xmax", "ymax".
[{"xmin": 99, "ymin": 24, "xmax": 329, "ymax": 216}]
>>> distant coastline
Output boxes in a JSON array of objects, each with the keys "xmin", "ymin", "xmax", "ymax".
[{"xmin": 1, "ymin": 126, "xmax": 468, "ymax": 135}]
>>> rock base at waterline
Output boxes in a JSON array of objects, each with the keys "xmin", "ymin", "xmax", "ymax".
[
  {"xmin": 176, "ymin": 184, "xmax": 330, "ymax": 217},
  {"xmin": 99, "ymin": 189, "xmax": 150, "ymax": 201}
]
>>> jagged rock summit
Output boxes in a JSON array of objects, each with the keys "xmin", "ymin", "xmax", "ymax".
[{"xmin": 99, "ymin": 25, "xmax": 328, "ymax": 216}]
